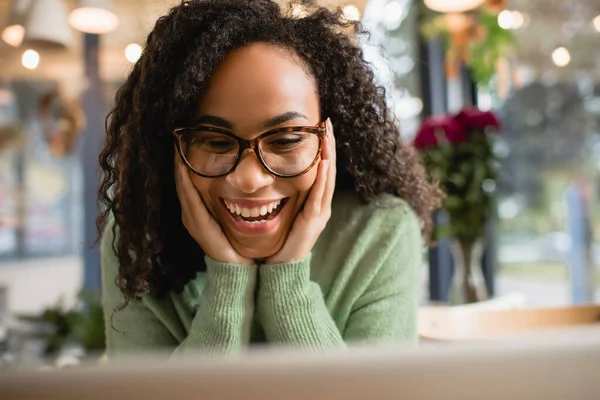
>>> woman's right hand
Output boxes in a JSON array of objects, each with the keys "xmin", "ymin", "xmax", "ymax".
[{"xmin": 174, "ymin": 153, "xmax": 253, "ymax": 265}]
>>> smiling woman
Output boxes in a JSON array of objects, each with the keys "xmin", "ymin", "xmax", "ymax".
[
  {"xmin": 178, "ymin": 45, "xmax": 327, "ymax": 260},
  {"xmin": 97, "ymin": 0, "xmax": 442, "ymax": 359}
]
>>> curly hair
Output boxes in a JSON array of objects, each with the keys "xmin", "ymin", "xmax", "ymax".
[{"xmin": 97, "ymin": 0, "xmax": 443, "ymax": 303}]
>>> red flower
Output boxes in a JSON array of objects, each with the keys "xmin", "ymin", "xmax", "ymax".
[
  {"xmin": 413, "ymin": 116, "xmax": 467, "ymax": 149},
  {"xmin": 454, "ymin": 107, "xmax": 501, "ymax": 131}
]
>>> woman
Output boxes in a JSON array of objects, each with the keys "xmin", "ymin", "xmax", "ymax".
[{"xmin": 98, "ymin": 0, "xmax": 442, "ymax": 359}]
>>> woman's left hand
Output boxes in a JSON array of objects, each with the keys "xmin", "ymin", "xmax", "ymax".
[{"xmin": 266, "ymin": 118, "xmax": 336, "ymax": 264}]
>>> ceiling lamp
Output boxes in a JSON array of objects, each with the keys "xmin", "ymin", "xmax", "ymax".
[
  {"xmin": 424, "ymin": 0, "xmax": 486, "ymax": 13},
  {"xmin": 23, "ymin": 0, "xmax": 73, "ymax": 49},
  {"xmin": 1, "ymin": 0, "xmax": 34, "ymax": 47},
  {"xmin": 68, "ymin": 0, "xmax": 119, "ymax": 34}
]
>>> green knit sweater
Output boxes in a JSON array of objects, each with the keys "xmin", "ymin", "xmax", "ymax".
[{"xmin": 101, "ymin": 194, "xmax": 422, "ymax": 359}]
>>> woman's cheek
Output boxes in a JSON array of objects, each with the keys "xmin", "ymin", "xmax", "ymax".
[
  {"xmin": 189, "ymin": 174, "xmax": 219, "ymax": 217},
  {"xmin": 293, "ymin": 164, "xmax": 319, "ymax": 192}
]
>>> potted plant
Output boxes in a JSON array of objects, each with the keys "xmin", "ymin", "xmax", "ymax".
[
  {"xmin": 17, "ymin": 291, "xmax": 105, "ymax": 366},
  {"xmin": 414, "ymin": 107, "xmax": 500, "ymax": 304}
]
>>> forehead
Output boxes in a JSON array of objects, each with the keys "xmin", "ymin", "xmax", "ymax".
[{"xmin": 196, "ymin": 43, "xmax": 320, "ymax": 132}]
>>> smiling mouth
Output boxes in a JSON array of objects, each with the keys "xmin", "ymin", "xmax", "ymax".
[{"xmin": 221, "ymin": 198, "xmax": 288, "ymax": 224}]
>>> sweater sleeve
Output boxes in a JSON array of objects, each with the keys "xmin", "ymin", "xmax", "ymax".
[
  {"xmin": 343, "ymin": 211, "xmax": 422, "ymax": 343},
  {"xmin": 257, "ymin": 257, "xmax": 345, "ymax": 349},
  {"xmin": 256, "ymin": 206, "xmax": 422, "ymax": 349},
  {"xmin": 101, "ymin": 220, "xmax": 257, "ymax": 360}
]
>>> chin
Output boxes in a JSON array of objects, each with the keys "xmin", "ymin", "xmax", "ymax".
[{"xmin": 232, "ymin": 240, "xmax": 285, "ymax": 261}]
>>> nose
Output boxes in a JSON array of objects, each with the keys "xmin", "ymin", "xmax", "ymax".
[{"xmin": 225, "ymin": 150, "xmax": 275, "ymax": 193}]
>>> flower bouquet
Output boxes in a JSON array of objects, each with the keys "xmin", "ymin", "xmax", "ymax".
[{"xmin": 414, "ymin": 107, "xmax": 500, "ymax": 303}]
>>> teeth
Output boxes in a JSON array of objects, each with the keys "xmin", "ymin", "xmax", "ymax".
[{"xmin": 224, "ymin": 199, "xmax": 283, "ymax": 220}]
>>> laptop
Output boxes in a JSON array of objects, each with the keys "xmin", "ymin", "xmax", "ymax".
[{"xmin": 1, "ymin": 325, "xmax": 599, "ymax": 399}]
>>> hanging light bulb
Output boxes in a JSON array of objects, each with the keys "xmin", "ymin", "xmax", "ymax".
[
  {"xmin": 69, "ymin": 0, "xmax": 119, "ymax": 34},
  {"xmin": 22, "ymin": 49, "xmax": 40, "ymax": 70},
  {"xmin": 424, "ymin": 0, "xmax": 485, "ymax": 13},
  {"xmin": 125, "ymin": 43, "xmax": 142, "ymax": 64},
  {"xmin": 1, "ymin": 0, "xmax": 34, "ymax": 47}
]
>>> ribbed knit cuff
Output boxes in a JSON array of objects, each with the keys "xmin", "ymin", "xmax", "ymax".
[
  {"xmin": 179, "ymin": 257, "xmax": 257, "ymax": 353},
  {"xmin": 257, "ymin": 254, "xmax": 344, "ymax": 347},
  {"xmin": 204, "ymin": 256, "xmax": 257, "ymax": 305},
  {"xmin": 258, "ymin": 254, "xmax": 312, "ymax": 304},
  {"xmin": 257, "ymin": 255, "xmax": 312, "ymax": 334}
]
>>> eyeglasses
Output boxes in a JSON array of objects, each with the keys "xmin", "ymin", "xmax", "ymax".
[{"xmin": 173, "ymin": 121, "xmax": 326, "ymax": 178}]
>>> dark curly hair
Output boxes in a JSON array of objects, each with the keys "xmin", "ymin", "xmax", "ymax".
[{"xmin": 97, "ymin": 0, "xmax": 443, "ymax": 303}]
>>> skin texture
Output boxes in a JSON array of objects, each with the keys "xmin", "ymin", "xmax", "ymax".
[{"xmin": 182, "ymin": 43, "xmax": 325, "ymax": 261}]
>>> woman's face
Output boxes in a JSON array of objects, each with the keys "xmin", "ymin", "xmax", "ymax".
[{"xmin": 189, "ymin": 42, "xmax": 321, "ymax": 259}]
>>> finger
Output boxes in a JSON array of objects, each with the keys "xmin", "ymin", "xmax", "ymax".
[
  {"xmin": 322, "ymin": 118, "xmax": 336, "ymax": 209},
  {"xmin": 179, "ymin": 160, "xmax": 208, "ymax": 215},
  {"xmin": 327, "ymin": 118, "xmax": 336, "ymax": 164},
  {"xmin": 304, "ymin": 159, "xmax": 328, "ymax": 217},
  {"xmin": 321, "ymin": 118, "xmax": 332, "ymax": 161},
  {"xmin": 174, "ymin": 151, "xmax": 190, "ymax": 213},
  {"xmin": 174, "ymin": 152, "xmax": 211, "ymax": 224}
]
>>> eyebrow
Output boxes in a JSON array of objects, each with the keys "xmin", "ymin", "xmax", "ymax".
[
  {"xmin": 194, "ymin": 111, "xmax": 308, "ymax": 130},
  {"xmin": 262, "ymin": 111, "xmax": 308, "ymax": 129},
  {"xmin": 194, "ymin": 115, "xmax": 234, "ymax": 130}
]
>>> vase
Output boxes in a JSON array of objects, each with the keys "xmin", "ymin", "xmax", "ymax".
[{"xmin": 449, "ymin": 238, "xmax": 488, "ymax": 304}]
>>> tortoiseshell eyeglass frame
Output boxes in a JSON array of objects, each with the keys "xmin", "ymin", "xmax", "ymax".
[{"xmin": 173, "ymin": 120, "xmax": 327, "ymax": 178}]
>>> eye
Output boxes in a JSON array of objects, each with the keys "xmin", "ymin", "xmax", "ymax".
[
  {"xmin": 201, "ymin": 138, "xmax": 237, "ymax": 154},
  {"xmin": 207, "ymin": 139, "xmax": 235, "ymax": 149},
  {"xmin": 266, "ymin": 133, "xmax": 307, "ymax": 151},
  {"xmin": 184, "ymin": 129, "xmax": 238, "ymax": 154},
  {"xmin": 270, "ymin": 137, "xmax": 303, "ymax": 146}
]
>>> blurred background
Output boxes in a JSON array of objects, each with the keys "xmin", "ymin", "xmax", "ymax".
[{"xmin": 0, "ymin": 0, "xmax": 598, "ymax": 364}]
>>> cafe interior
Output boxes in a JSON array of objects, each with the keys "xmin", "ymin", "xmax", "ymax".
[{"xmin": 0, "ymin": 0, "xmax": 599, "ymax": 398}]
